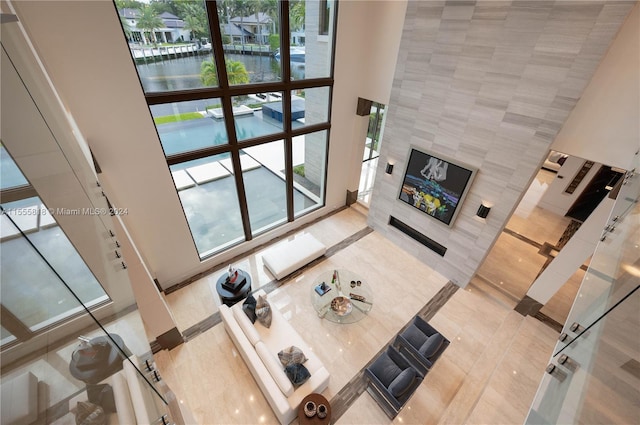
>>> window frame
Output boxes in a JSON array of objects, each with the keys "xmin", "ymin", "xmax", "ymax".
[
  {"xmin": 319, "ymin": 0, "xmax": 331, "ymax": 36},
  {"xmin": 127, "ymin": 0, "xmax": 338, "ymax": 259}
]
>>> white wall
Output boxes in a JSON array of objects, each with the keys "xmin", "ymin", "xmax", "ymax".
[
  {"xmin": 328, "ymin": 0, "xmax": 408, "ymax": 198},
  {"xmin": 9, "ymin": 0, "xmax": 407, "ymax": 287},
  {"xmin": 552, "ymin": 3, "xmax": 640, "ymax": 171}
]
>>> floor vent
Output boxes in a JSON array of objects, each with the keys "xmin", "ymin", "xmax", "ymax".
[{"xmin": 389, "ymin": 216, "xmax": 447, "ymax": 256}]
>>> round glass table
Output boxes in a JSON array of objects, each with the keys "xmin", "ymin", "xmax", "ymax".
[{"xmin": 311, "ymin": 269, "xmax": 373, "ymax": 323}]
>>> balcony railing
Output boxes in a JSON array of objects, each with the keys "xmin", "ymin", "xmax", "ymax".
[{"xmin": 525, "ymin": 154, "xmax": 640, "ymax": 424}]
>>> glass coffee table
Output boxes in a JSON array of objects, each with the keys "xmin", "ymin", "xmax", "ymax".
[{"xmin": 311, "ymin": 269, "xmax": 373, "ymax": 323}]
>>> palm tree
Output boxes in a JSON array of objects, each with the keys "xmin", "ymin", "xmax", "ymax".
[
  {"xmin": 290, "ymin": 0, "xmax": 305, "ymax": 32},
  {"xmin": 201, "ymin": 59, "xmax": 250, "ymax": 86},
  {"xmin": 261, "ymin": 0, "xmax": 278, "ymax": 34},
  {"xmin": 184, "ymin": 15, "xmax": 204, "ymax": 42},
  {"xmin": 201, "ymin": 61, "xmax": 217, "ymax": 86},
  {"xmin": 226, "ymin": 60, "xmax": 250, "ymax": 85},
  {"xmin": 233, "ymin": 0, "xmax": 256, "ymax": 48},
  {"xmin": 178, "ymin": 2, "xmax": 207, "ymax": 42},
  {"xmin": 136, "ymin": 6, "xmax": 163, "ymax": 45},
  {"xmin": 120, "ymin": 16, "xmax": 133, "ymax": 42}
]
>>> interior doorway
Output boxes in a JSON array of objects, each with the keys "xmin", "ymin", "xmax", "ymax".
[
  {"xmin": 358, "ymin": 102, "xmax": 385, "ymax": 206},
  {"xmin": 473, "ymin": 151, "xmax": 610, "ymax": 328}
]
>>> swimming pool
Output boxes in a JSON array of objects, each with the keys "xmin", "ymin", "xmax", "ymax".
[
  {"xmin": 178, "ymin": 165, "xmax": 317, "ymax": 257},
  {"xmin": 158, "ymin": 112, "xmax": 285, "ymax": 156}
]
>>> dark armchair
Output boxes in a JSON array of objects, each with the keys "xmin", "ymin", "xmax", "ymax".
[
  {"xmin": 395, "ymin": 316, "xmax": 449, "ymax": 374},
  {"xmin": 364, "ymin": 345, "xmax": 424, "ymax": 419}
]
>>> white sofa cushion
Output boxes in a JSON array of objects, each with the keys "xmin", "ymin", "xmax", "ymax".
[
  {"xmin": 221, "ymin": 290, "xmax": 331, "ymax": 425},
  {"xmin": 111, "ymin": 371, "xmax": 136, "ymax": 425},
  {"xmin": 255, "ymin": 341, "xmax": 294, "ymax": 397},
  {"xmin": 261, "ymin": 233, "xmax": 326, "ymax": 280},
  {"xmin": 233, "ymin": 305, "xmax": 261, "ymax": 346},
  {"xmin": 0, "ymin": 372, "xmax": 38, "ymax": 425},
  {"xmin": 123, "ymin": 356, "xmax": 156, "ymax": 425}
]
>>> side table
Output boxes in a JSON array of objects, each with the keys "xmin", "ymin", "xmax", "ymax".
[
  {"xmin": 69, "ymin": 333, "xmax": 131, "ymax": 384},
  {"xmin": 215, "ymin": 269, "xmax": 252, "ymax": 306},
  {"xmin": 298, "ymin": 393, "xmax": 331, "ymax": 424}
]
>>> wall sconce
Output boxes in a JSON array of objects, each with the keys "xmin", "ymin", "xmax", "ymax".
[
  {"xmin": 476, "ymin": 203, "xmax": 491, "ymax": 219},
  {"xmin": 385, "ymin": 162, "xmax": 394, "ymax": 175}
]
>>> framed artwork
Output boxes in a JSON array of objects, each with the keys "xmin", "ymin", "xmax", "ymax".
[{"xmin": 398, "ymin": 148, "xmax": 477, "ymax": 227}]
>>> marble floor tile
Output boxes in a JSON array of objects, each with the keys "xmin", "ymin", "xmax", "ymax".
[
  {"xmin": 154, "ymin": 203, "xmax": 562, "ymax": 425},
  {"xmin": 164, "ymin": 276, "xmax": 220, "ymax": 332},
  {"xmin": 477, "ymin": 167, "xmax": 585, "ymax": 327},
  {"xmin": 476, "ymin": 232, "xmax": 548, "ymax": 299},
  {"xmin": 539, "ymin": 267, "xmax": 584, "ymax": 324}
]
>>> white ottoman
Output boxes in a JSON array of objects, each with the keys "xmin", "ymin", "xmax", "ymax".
[{"xmin": 262, "ymin": 233, "xmax": 327, "ymax": 279}]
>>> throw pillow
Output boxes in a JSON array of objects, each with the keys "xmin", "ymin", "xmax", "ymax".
[
  {"xmin": 284, "ymin": 362, "xmax": 311, "ymax": 387},
  {"xmin": 419, "ymin": 333, "xmax": 445, "ymax": 358},
  {"xmin": 256, "ymin": 295, "xmax": 272, "ymax": 328},
  {"xmin": 242, "ymin": 294, "xmax": 257, "ymax": 323},
  {"xmin": 278, "ymin": 346, "xmax": 308, "ymax": 367},
  {"xmin": 86, "ymin": 383, "xmax": 116, "ymax": 413},
  {"xmin": 388, "ymin": 368, "xmax": 417, "ymax": 398},
  {"xmin": 75, "ymin": 401, "xmax": 106, "ymax": 425},
  {"xmin": 402, "ymin": 325, "xmax": 428, "ymax": 350}
]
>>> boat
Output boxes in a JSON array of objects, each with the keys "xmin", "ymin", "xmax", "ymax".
[{"xmin": 273, "ymin": 46, "xmax": 305, "ymax": 63}]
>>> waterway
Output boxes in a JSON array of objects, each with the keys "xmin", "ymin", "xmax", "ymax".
[{"xmin": 136, "ymin": 53, "xmax": 305, "ymax": 92}]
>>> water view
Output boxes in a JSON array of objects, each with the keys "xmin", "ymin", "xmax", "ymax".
[{"xmin": 136, "ymin": 53, "xmax": 305, "ymax": 92}]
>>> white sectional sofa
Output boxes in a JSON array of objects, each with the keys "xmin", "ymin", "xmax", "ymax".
[
  {"xmin": 220, "ymin": 290, "xmax": 330, "ymax": 425},
  {"xmin": 261, "ymin": 233, "xmax": 327, "ymax": 280}
]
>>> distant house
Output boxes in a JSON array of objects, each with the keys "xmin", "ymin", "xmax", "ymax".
[
  {"xmin": 118, "ymin": 8, "xmax": 190, "ymax": 44},
  {"xmin": 228, "ymin": 12, "xmax": 273, "ymax": 44},
  {"xmin": 220, "ymin": 23, "xmax": 255, "ymax": 45}
]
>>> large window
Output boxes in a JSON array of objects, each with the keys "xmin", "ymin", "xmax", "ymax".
[
  {"xmin": 118, "ymin": 0, "xmax": 336, "ymax": 258},
  {"xmin": 0, "ymin": 146, "xmax": 108, "ymax": 347}
]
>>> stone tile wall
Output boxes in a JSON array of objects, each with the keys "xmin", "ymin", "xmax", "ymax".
[{"xmin": 369, "ymin": 0, "xmax": 634, "ymax": 287}]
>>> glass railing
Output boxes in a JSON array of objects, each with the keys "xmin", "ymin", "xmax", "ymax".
[
  {"xmin": 0, "ymin": 204, "xmax": 172, "ymax": 425},
  {"xmin": 1, "ymin": 5, "xmax": 182, "ymax": 421},
  {"xmin": 525, "ymin": 157, "xmax": 640, "ymax": 424}
]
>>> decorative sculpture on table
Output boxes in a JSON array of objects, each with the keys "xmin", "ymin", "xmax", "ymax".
[
  {"xmin": 227, "ymin": 264, "xmax": 238, "ymax": 282},
  {"xmin": 221, "ymin": 265, "xmax": 246, "ymax": 292}
]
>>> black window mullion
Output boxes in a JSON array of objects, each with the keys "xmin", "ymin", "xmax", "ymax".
[
  {"xmin": 283, "ymin": 86, "xmax": 294, "ymax": 222},
  {"xmin": 289, "ymin": 78, "xmax": 333, "ymax": 91},
  {"xmin": 206, "ymin": 1, "xmax": 229, "ymax": 91},
  {"xmin": 280, "ymin": 1, "xmax": 294, "ymax": 221},
  {"xmin": 166, "ymin": 145, "xmax": 232, "ymax": 166},
  {"xmin": 206, "ymin": 0, "xmax": 252, "ymax": 241},
  {"xmin": 145, "ymin": 88, "xmax": 223, "ymax": 105},
  {"xmin": 0, "ymin": 186, "xmax": 38, "ymax": 204},
  {"xmin": 280, "ymin": 1, "xmax": 291, "ymax": 74},
  {"xmin": 1, "ymin": 305, "xmax": 32, "ymax": 342},
  {"xmin": 291, "ymin": 122, "xmax": 331, "ymax": 137},
  {"xmin": 145, "ymin": 80, "xmax": 337, "ymax": 105},
  {"xmin": 137, "ymin": 0, "xmax": 337, "ymax": 257},
  {"xmin": 230, "ymin": 144, "xmax": 252, "ymax": 241}
]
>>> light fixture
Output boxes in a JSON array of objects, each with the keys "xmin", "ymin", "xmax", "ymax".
[
  {"xmin": 476, "ymin": 203, "xmax": 491, "ymax": 219},
  {"xmin": 385, "ymin": 162, "xmax": 394, "ymax": 174}
]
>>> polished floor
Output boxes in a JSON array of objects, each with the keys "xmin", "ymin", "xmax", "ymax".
[
  {"xmin": 156, "ymin": 205, "xmax": 560, "ymax": 424},
  {"xmin": 476, "ymin": 169, "xmax": 585, "ymax": 326}
]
